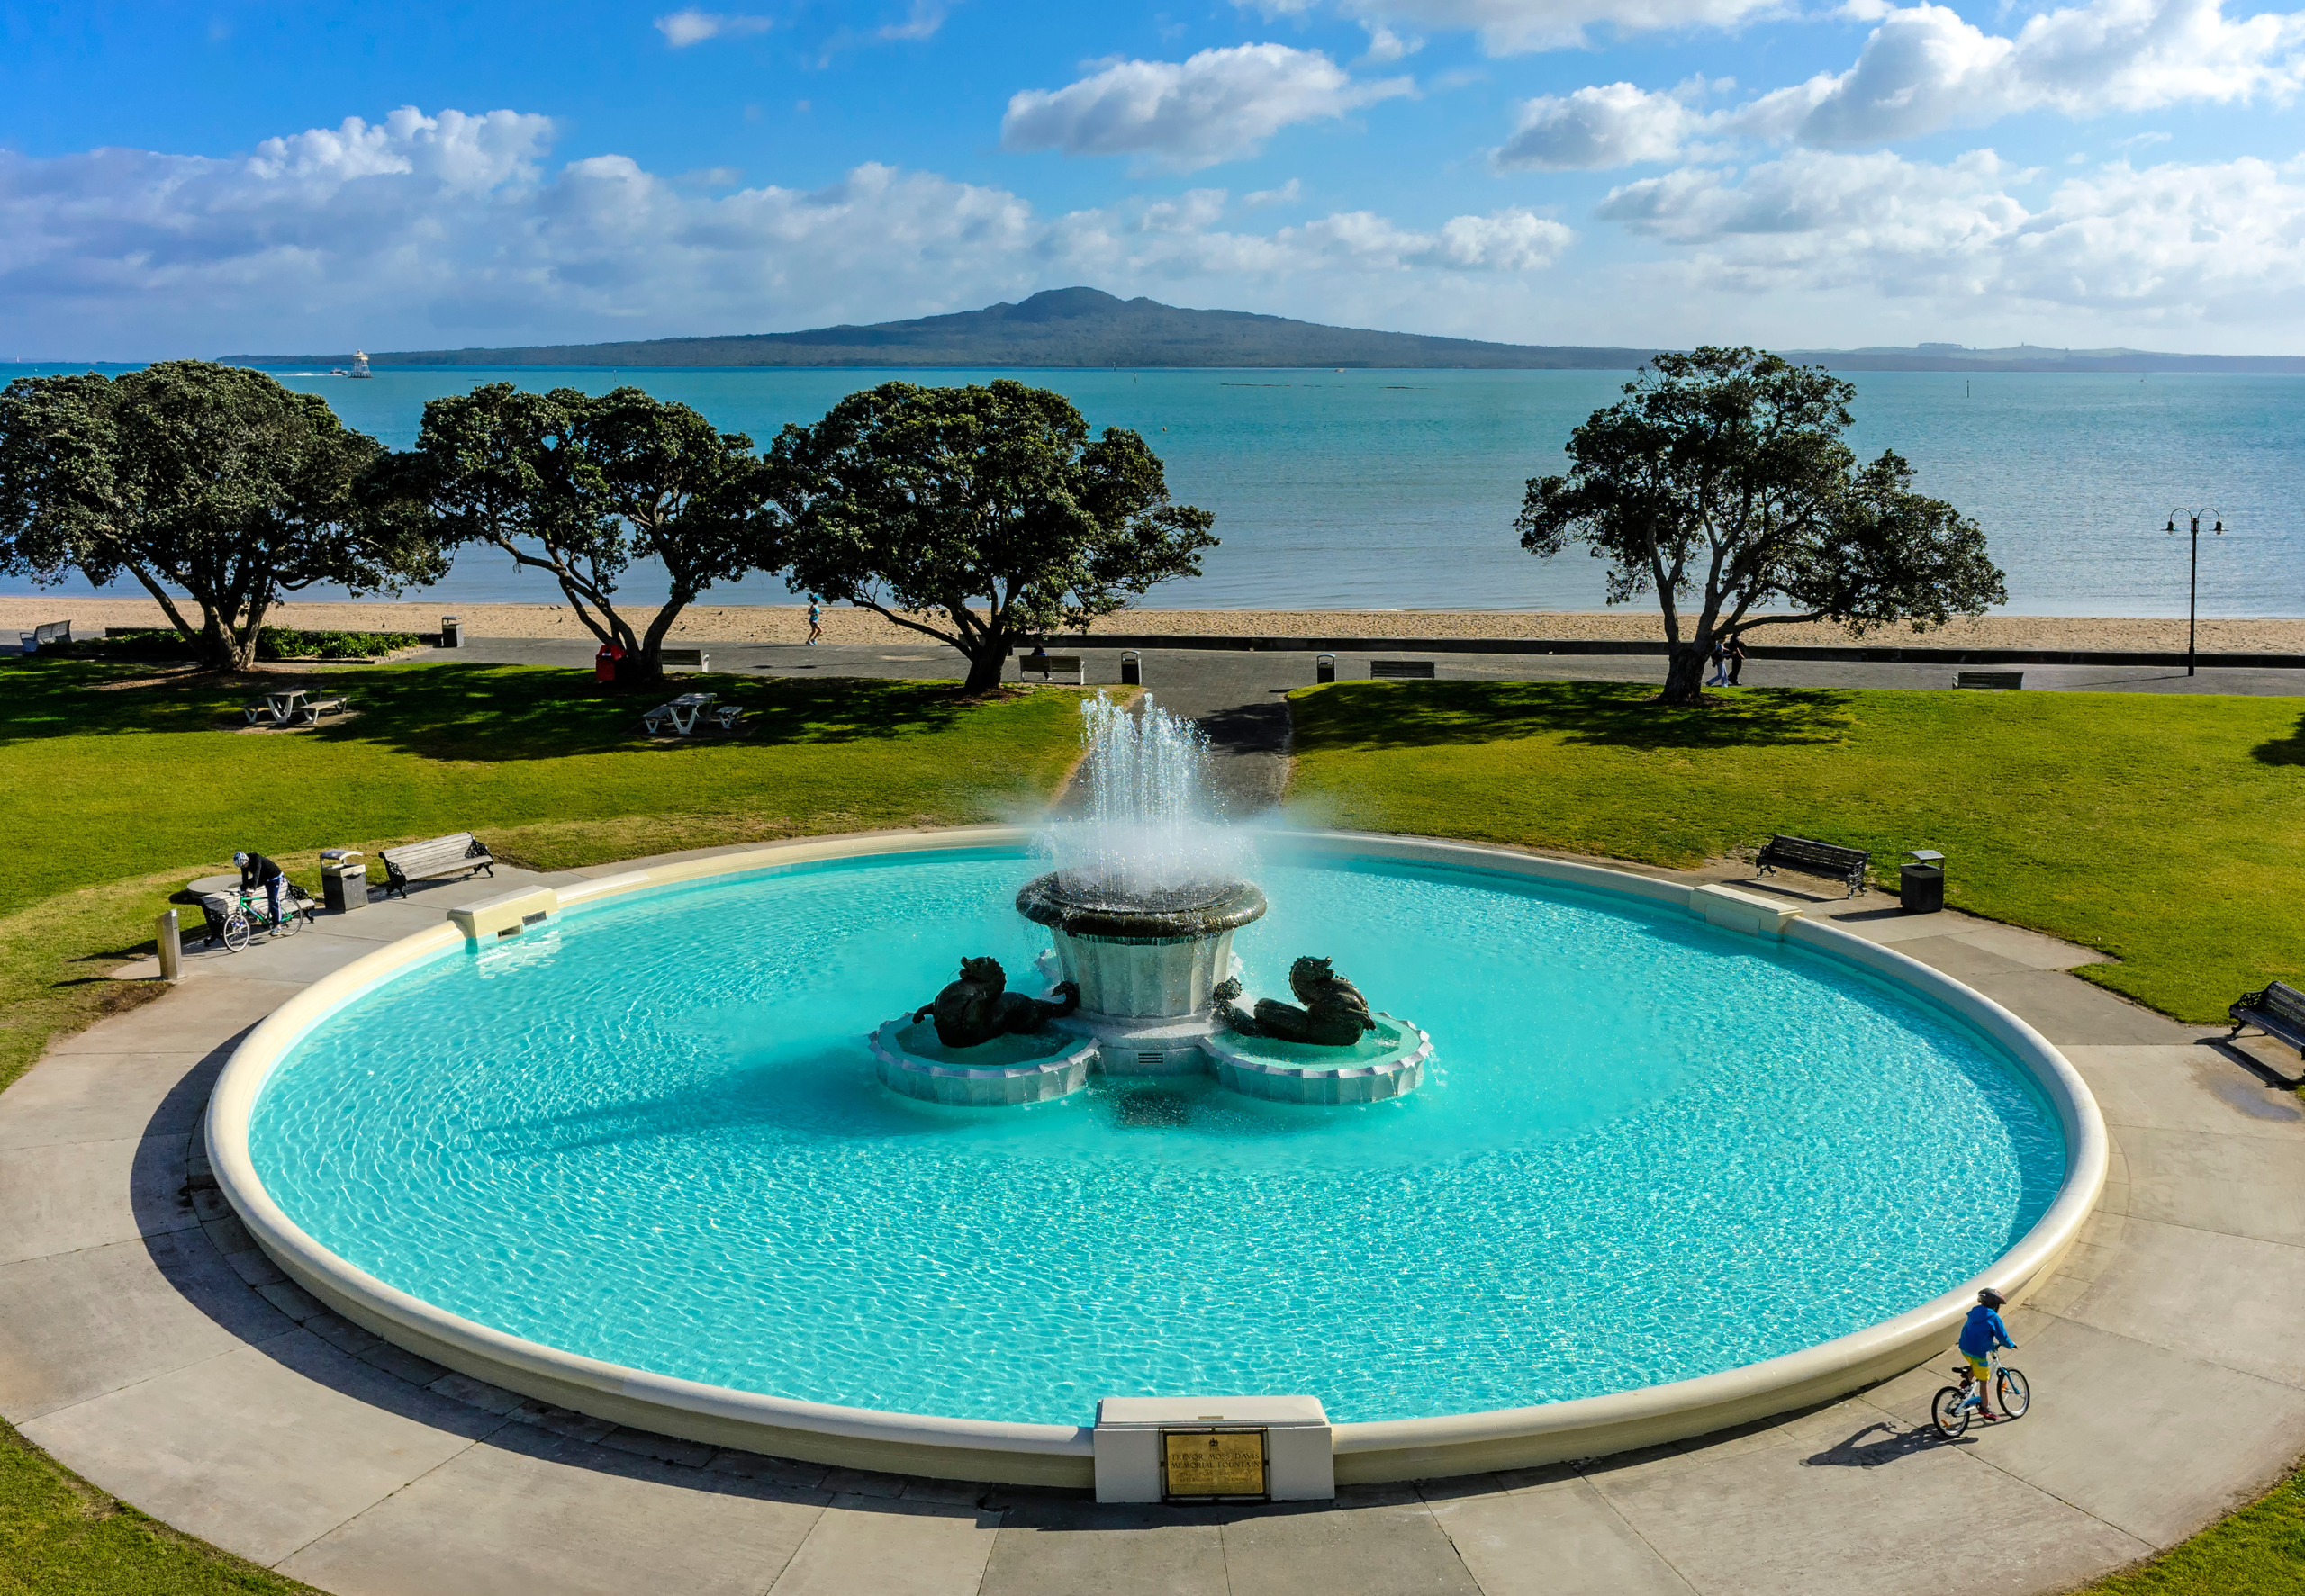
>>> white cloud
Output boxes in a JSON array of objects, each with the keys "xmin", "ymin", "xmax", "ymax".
[
  {"xmin": 1496, "ymin": 82, "xmax": 1698, "ymax": 169},
  {"xmin": 1360, "ymin": 22, "xmax": 1424, "ymax": 60},
  {"xmin": 1506, "ymin": 0, "xmax": 2305, "ymax": 172},
  {"xmin": 1243, "ymin": 0, "xmax": 1784, "ymax": 54},
  {"xmin": 0, "ymin": 106, "xmax": 1569, "ymax": 359},
  {"xmin": 1595, "ymin": 146, "xmax": 2305, "ymax": 323},
  {"xmin": 1734, "ymin": 0, "xmax": 2305, "ymax": 148},
  {"xmin": 1245, "ymin": 177, "xmax": 1306, "ymax": 205},
  {"xmin": 1002, "ymin": 45, "xmax": 1413, "ymax": 173},
  {"xmin": 654, "ymin": 10, "xmax": 773, "ymax": 47}
]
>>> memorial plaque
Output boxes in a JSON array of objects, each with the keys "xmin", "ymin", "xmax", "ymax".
[{"xmin": 1162, "ymin": 1429, "xmax": 1268, "ymax": 1499}]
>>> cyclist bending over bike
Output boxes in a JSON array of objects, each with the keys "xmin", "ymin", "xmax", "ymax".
[
  {"xmin": 1960, "ymin": 1288, "xmax": 2017, "ymax": 1421},
  {"xmin": 234, "ymin": 850, "xmax": 287, "ymax": 929}
]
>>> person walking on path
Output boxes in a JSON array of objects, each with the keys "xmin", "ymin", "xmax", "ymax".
[
  {"xmin": 806, "ymin": 598, "xmax": 824, "ymax": 646},
  {"xmin": 1706, "ymin": 639, "xmax": 1730, "ymax": 687},
  {"xmin": 234, "ymin": 850, "xmax": 288, "ymax": 930},
  {"xmin": 1959, "ymin": 1288, "xmax": 2018, "ymax": 1421},
  {"xmin": 1725, "ymin": 636, "xmax": 1749, "ymax": 685}
]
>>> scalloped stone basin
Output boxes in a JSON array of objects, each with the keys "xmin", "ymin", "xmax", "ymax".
[
  {"xmin": 210, "ymin": 833, "xmax": 2098, "ymax": 1485},
  {"xmin": 1201, "ymin": 1013, "xmax": 1432, "ymax": 1104},
  {"xmin": 868, "ymin": 1019, "xmax": 1099, "ymax": 1107}
]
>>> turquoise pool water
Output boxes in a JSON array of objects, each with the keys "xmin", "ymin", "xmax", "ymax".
[{"xmin": 248, "ymin": 847, "xmax": 2065, "ymax": 1427}]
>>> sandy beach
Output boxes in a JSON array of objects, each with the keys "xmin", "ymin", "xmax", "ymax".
[{"xmin": 7, "ymin": 597, "xmax": 2303, "ymax": 654}]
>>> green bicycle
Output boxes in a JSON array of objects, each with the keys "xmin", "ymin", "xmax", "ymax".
[
  {"xmin": 1932, "ymin": 1348, "xmax": 2030, "ymax": 1439},
  {"xmin": 216, "ymin": 885, "xmax": 311, "ymax": 951}
]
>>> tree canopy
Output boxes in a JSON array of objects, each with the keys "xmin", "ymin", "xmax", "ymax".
[
  {"xmin": 769, "ymin": 379, "xmax": 1215, "ymax": 692},
  {"xmin": 1517, "ymin": 347, "xmax": 2007, "ymax": 702},
  {"xmin": 0, "ymin": 362, "xmax": 444, "ymax": 670},
  {"xmin": 397, "ymin": 383, "xmax": 777, "ymax": 682}
]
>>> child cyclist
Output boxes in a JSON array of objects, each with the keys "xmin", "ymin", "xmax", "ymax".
[{"xmin": 1960, "ymin": 1287, "xmax": 2018, "ymax": 1420}]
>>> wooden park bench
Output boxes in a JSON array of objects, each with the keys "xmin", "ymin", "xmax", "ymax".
[
  {"xmin": 1017, "ymin": 650, "xmax": 1086, "ymax": 684},
  {"xmin": 2229, "ymin": 980, "xmax": 2305, "ymax": 1060},
  {"xmin": 1371, "ymin": 660, "xmax": 1435, "ymax": 680},
  {"xmin": 32, "ymin": 621, "xmax": 70, "ymax": 648},
  {"xmin": 1955, "ymin": 671, "xmax": 2024, "ymax": 690},
  {"xmin": 1752, "ymin": 834, "xmax": 1872, "ymax": 898},
  {"xmin": 379, "ymin": 833, "xmax": 495, "ymax": 899},
  {"xmin": 661, "ymin": 647, "xmax": 710, "ymax": 672}
]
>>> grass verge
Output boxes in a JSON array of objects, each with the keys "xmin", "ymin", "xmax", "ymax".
[
  {"xmin": 1287, "ymin": 681, "xmax": 2305, "ymax": 1023},
  {"xmin": 0, "ymin": 1420, "xmax": 317, "ymax": 1596},
  {"xmin": 2079, "ymin": 1457, "xmax": 2305, "ymax": 1593}
]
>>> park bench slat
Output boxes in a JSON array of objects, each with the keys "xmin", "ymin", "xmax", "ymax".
[
  {"xmin": 380, "ymin": 832, "xmax": 494, "ymax": 898},
  {"xmin": 1016, "ymin": 651, "xmax": 1086, "ymax": 683},
  {"xmin": 2230, "ymin": 979, "xmax": 2305, "ymax": 1059},
  {"xmin": 1956, "ymin": 671, "xmax": 2024, "ymax": 690},
  {"xmin": 1752, "ymin": 834, "xmax": 1872, "ymax": 898},
  {"xmin": 1371, "ymin": 660, "xmax": 1435, "ymax": 680}
]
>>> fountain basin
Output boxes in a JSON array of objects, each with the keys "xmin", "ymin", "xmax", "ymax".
[
  {"xmin": 205, "ymin": 828, "xmax": 2104, "ymax": 1488},
  {"xmin": 1017, "ymin": 873, "xmax": 1264, "ymax": 1019},
  {"xmin": 868, "ymin": 1019, "xmax": 1099, "ymax": 1107},
  {"xmin": 1202, "ymin": 1013, "xmax": 1432, "ymax": 1104}
]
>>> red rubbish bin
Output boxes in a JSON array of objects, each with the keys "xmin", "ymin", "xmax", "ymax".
[{"xmin": 595, "ymin": 642, "xmax": 626, "ymax": 683}]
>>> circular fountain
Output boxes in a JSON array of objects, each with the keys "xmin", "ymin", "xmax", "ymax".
[
  {"xmin": 872, "ymin": 696, "xmax": 1433, "ymax": 1105},
  {"xmin": 203, "ymin": 694, "xmax": 2104, "ymax": 1488}
]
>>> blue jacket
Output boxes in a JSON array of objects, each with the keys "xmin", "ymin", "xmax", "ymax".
[{"xmin": 1959, "ymin": 1304, "xmax": 2014, "ymax": 1357}]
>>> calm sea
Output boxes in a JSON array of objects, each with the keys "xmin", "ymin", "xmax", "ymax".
[{"xmin": 5, "ymin": 364, "xmax": 2298, "ymax": 616}]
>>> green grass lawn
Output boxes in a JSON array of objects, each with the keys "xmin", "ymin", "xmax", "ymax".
[
  {"xmin": 0, "ymin": 657, "xmax": 1092, "ymax": 1091},
  {"xmin": 1288, "ymin": 681, "xmax": 2305, "ymax": 1023}
]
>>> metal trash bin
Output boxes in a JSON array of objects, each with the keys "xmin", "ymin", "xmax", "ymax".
[
  {"xmin": 320, "ymin": 848, "xmax": 368, "ymax": 914},
  {"xmin": 1119, "ymin": 650, "xmax": 1142, "ymax": 686},
  {"xmin": 439, "ymin": 616, "xmax": 463, "ymax": 649},
  {"xmin": 1899, "ymin": 850, "xmax": 1945, "ymax": 914},
  {"xmin": 1315, "ymin": 653, "xmax": 1336, "ymax": 685}
]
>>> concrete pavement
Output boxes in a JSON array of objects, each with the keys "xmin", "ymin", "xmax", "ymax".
[{"xmin": 5, "ymin": 851, "xmax": 2303, "ymax": 1596}]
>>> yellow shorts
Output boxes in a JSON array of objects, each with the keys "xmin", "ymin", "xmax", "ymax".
[{"xmin": 1963, "ymin": 1352, "xmax": 1991, "ymax": 1381}]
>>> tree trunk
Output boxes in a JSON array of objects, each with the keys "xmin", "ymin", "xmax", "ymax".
[
  {"xmin": 962, "ymin": 641, "xmax": 1008, "ymax": 694},
  {"xmin": 1660, "ymin": 643, "xmax": 1709, "ymax": 704}
]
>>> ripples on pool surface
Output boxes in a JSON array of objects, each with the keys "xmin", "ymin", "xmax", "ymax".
[{"xmin": 249, "ymin": 848, "xmax": 2065, "ymax": 1426}]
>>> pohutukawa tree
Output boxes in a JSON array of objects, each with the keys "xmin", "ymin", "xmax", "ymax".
[
  {"xmin": 769, "ymin": 380, "xmax": 1216, "ymax": 693},
  {"xmin": 398, "ymin": 383, "xmax": 778, "ymax": 686},
  {"xmin": 1517, "ymin": 347, "xmax": 2008, "ymax": 704},
  {"xmin": 0, "ymin": 362, "xmax": 445, "ymax": 671}
]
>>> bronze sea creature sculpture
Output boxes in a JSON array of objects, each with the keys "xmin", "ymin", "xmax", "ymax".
[
  {"xmin": 915, "ymin": 956, "xmax": 1081, "ymax": 1049},
  {"xmin": 1211, "ymin": 956, "xmax": 1376, "ymax": 1047}
]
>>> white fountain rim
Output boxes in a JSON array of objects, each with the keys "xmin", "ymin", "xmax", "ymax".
[{"xmin": 205, "ymin": 825, "xmax": 2106, "ymax": 1487}]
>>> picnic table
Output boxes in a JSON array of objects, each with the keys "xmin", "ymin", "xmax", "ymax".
[
  {"xmin": 240, "ymin": 688, "xmax": 350, "ymax": 727},
  {"xmin": 645, "ymin": 691, "xmax": 732, "ymax": 735},
  {"xmin": 243, "ymin": 689, "xmax": 310, "ymax": 726}
]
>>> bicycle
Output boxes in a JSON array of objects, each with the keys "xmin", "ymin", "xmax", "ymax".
[
  {"xmin": 216, "ymin": 884, "xmax": 311, "ymax": 951},
  {"xmin": 1931, "ymin": 1348, "xmax": 2030, "ymax": 1439}
]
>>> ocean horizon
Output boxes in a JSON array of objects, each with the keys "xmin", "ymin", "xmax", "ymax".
[{"xmin": 5, "ymin": 363, "xmax": 2297, "ymax": 618}]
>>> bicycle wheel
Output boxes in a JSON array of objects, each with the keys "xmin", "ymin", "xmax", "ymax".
[
  {"xmin": 1995, "ymin": 1366, "xmax": 2030, "ymax": 1420},
  {"xmin": 1931, "ymin": 1386, "xmax": 1971, "ymax": 1439},
  {"xmin": 221, "ymin": 912, "xmax": 252, "ymax": 952}
]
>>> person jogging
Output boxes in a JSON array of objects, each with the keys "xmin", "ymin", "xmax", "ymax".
[
  {"xmin": 1959, "ymin": 1287, "xmax": 2018, "ymax": 1420},
  {"xmin": 234, "ymin": 850, "xmax": 288, "ymax": 930},
  {"xmin": 806, "ymin": 598, "xmax": 824, "ymax": 646}
]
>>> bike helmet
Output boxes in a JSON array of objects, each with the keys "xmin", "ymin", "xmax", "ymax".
[
  {"xmin": 231, "ymin": 851, "xmax": 249, "ymax": 865},
  {"xmin": 1977, "ymin": 1288, "xmax": 2006, "ymax": 1307}
]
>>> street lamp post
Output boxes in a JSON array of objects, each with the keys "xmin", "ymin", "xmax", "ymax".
[{"xmin": 2165, "ymin": 507, "xmax": 2223, "ymax": 677}]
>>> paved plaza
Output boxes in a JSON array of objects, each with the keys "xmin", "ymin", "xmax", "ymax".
[{"xmin": 5, "ymin": 833, "xmax": 2304, "ymax": 1595}]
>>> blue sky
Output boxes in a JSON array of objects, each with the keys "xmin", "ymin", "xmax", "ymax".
[{"xmin": 3, "ymin": 0, "xmax": 2301, "ymax": 357}]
